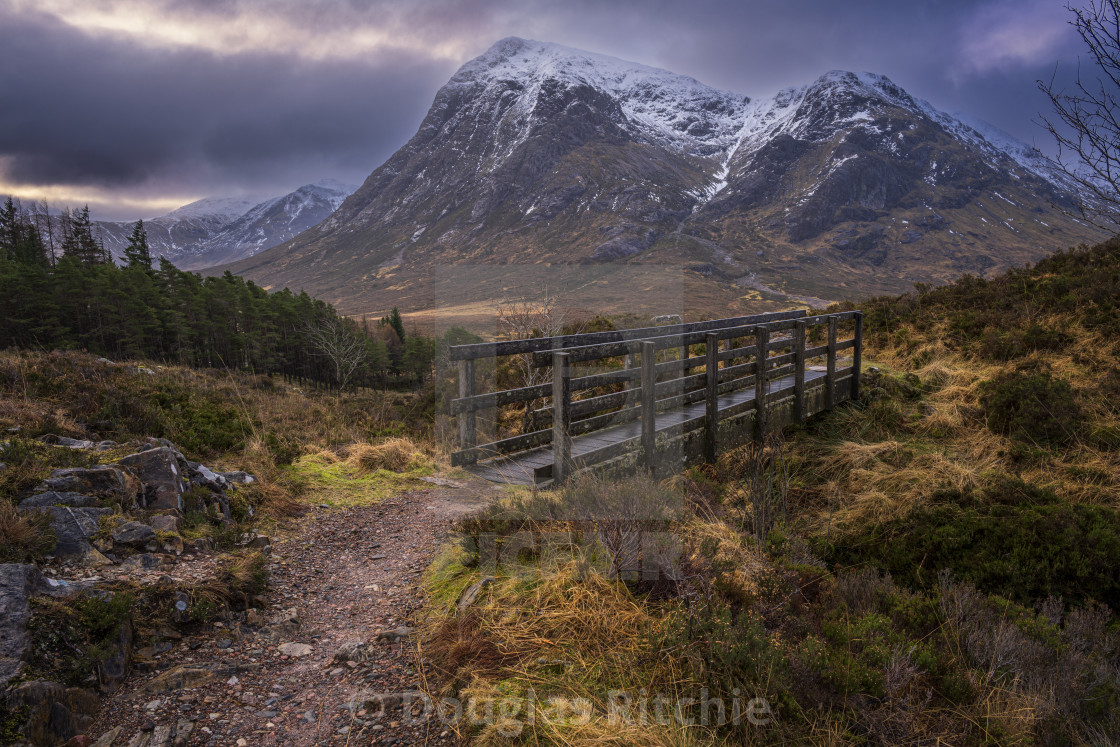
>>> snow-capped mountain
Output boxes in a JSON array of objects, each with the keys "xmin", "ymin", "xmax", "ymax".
[
  {"xmin": 98, "ymin": 180, "xmax": 356, "ymax": 270},
  {"xmin": 220, "ymin": 38, "xmax": 1100, "ymax": 315}
]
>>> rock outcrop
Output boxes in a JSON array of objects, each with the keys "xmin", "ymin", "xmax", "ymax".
[{"xmin": 0, "ymin": 563, "xmax": 41, "ymax": 686}]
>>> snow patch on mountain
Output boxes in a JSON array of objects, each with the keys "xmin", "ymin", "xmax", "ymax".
[
  {"xmin": 450, "ymin": 37, "xmax": 749, "ymax": 159},
  {"xmin": 163, "ymin": 196, "xmax": 262, "ymax": 223}
]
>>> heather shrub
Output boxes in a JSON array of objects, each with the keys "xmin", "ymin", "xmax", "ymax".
[{"xmin": 979, "ymin": 369, "xmax": 1080, "ymax": 444}]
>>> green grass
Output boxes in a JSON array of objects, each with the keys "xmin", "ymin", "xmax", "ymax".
[{"xmin": 283, "ymin": 452, "xmax": 434, "ymax": 507}]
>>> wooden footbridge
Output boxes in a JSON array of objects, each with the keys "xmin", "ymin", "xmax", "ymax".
[{"xmin": 448, "ymin": 310, "xmax": 863, "ymax": 485}]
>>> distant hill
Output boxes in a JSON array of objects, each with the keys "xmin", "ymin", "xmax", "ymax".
[
  {"xmin": 96, "ymin": 179, "xmax": 356, "ymax": 270},
  {"xmin": 217, "ymin": 37, "xmax": 1102, "ymax": 316}
]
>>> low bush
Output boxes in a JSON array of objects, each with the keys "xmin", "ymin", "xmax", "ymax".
[
  {"xmin": 979, "ymin": 368, "xmax": 1081, "ymax": 444},
  {"xmin": 978, "ymin": 325, "xmax": 1073, "ymax": 361},
  {"xmin": 824, "ymin": 477, "xmax": 1120, "ymax": 607}
]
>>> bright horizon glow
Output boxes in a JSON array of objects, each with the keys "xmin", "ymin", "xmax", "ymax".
[
  {"xmin": 0, "ymin": 179, "xmax": 198, "ymax": 221},
  {"xmin": 11, "ymin": 0, "xmax": 474, "ymax": 63}
]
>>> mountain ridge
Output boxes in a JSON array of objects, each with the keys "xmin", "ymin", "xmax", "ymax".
[
  {"xmin": 216, "ymin": 37, "xmax": 1102, "ymax": 318},
  {"xmin": 96, "ymin": 180, "xmax": 357, "ymax": 270}
]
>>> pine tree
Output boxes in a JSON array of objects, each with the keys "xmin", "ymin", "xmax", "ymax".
[
  {"xmin": 62, "ymin": 205, "xmax": 103, "ymax": 265},
  {"xmin": 0, "ymin": 197, "xmax": 17, "ymax": 261},
  {"xmin": 381, "ymin": 306, "xmax": 406, "ymax": 343},
  {"xmin": 0, "ymin": 197, "xmax": 48, "ymax": 266},
  {"xmin": 123, "ymin": 219, "xmax": 152, "ymax": 271}
]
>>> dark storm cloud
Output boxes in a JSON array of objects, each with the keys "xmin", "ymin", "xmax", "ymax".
[
  {"xmin": 0, "ymin": 0, "xmax": 1090, "ymax": 218},
  {"xmin": 0, "ymin": 5, "xmax": 449, "ymax": 214},
  {"xmin": 492, "ymin": 0, "xmax": 1082, "ymax": 146}
]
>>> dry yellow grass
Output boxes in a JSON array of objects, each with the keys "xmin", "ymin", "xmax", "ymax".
[
  {"xmin": 346, "ymin": 437, "xmax": 429, "ymax": 473},
  {"xmin": 0, "ymin": 501, "xmax": 56, "ymax": 562},
  {"xmin": 818, "ymin": 440, "xmax": 909, "ymax": 482}
]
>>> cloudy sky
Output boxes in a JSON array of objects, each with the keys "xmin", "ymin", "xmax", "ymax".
[{"xmin": 0, "ymin": 0, "xmax": 1089, "ymax": 220}]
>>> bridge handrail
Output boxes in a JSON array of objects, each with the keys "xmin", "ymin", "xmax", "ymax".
[
  {"xmin": 526, "ymin": 310, "xmax": 862, "ymax": 367},
  {"xmin": 450, "ymin": 311, "xmax": 863, "ymax": 473},
  {"xmin": 447, "ymin": 309, "xmax": 807, "ymax": 361}
]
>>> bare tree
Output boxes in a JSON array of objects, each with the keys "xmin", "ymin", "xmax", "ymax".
[
  {"xmin": 302, "ymin": 316, "xmax": 368, "ymax": 391},
  {"xmin": 1040, "ymin": 0, "xmax": 1120, "ymax": 229},
  {"xmin": 496, "ymin": 292, "xmax": 575, "ymax": 433}
]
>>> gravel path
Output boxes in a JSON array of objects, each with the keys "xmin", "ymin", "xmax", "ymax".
[{"xmin": 86, "ymin": 480, "xmax": 493, "ymax": 747}]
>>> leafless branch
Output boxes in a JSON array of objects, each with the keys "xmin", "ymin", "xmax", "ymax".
[
  {"xmin": 1039, "ymin": 0, "xmax": 1120, "ymax": 230},
  {"xmin": 302, "ymin": 316, "xmax": 368, "ymax": 391}
]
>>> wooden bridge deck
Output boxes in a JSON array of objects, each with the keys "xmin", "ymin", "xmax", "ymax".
[
  {"xmin": 447, "ymin": 310, "xmax": 862, "ymax": 486},
  {"xmin": 465, "ymin": 369, "xmax": 829, "ymax": 486}
]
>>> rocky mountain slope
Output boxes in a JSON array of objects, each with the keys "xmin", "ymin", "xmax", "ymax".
[
  {"xmin": 98, "ymin": 180, "xmax": 356, "ymax": 270},
  {"xmin": 218, "ymin": 37, "xmax": 1102, "ymax": 317}
]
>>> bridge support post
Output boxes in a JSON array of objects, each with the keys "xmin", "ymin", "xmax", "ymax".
[
  {"xmin": 826, "ymin": 315, "xmax": 838, "ymax": 410},
  {"xmin": 641, "ymin": 341, "xmax": 656, "ymax": 471},
  {"xmin": 754, "ymin": 326, "xmax": 769, "ymax": 440},
  {"xmin": 458, "ymin": 359, "xmax": 476, "ymax": 464},
  {"xmin": 705, "ymin": 333, "xmax": 719, "ymax": 462},
  {"xmin": 552, "ymin": 351, "xmax": 572, "ymax": 484},
  {"xmin": 793, "ymin": 321, "xmax": 806, "ymax": 424},
  {"xmin": 851, "ymin": 312, "xmax": 863, "ymax": 402},
  {"xmin": 623, "ymin": 352, "xmax": 639, "ymax": 413}
]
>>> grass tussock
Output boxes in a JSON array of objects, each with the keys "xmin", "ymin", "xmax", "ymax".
[
  {"xmin": 0, "ymin": 501, "xmax": 56, "ymax": 562},
  {"xmin": 346, "ymin": 437, "xmax": 429, "ymax": 473}
]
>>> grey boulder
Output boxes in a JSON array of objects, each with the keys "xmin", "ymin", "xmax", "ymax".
[
  {"xmin": 0, "ymin": 563, "xmax": 41, "ymax": 687},
  {"xmin": 219, "ymin": 470, "xmax": 256, "ymax": 485},
  {"xmin": 117, "ymin": 447, "xmax": 188, "ymax": 510},
  {"xmin": 111, "ymin": 520, "xmax": 156, "ymax": 547},
  {"xmin": 36, "ymin": 466, "xmax": 136, "ymax": 504},
  {"xmin": 35, "ymin": 506, "xmax": 113, "ymax": 557},
  {"xmin": 6, "ymin": 679, "xmax": 100, "ymax": 746},
  {"xmin": 18, "ymin": 491, "xmax": 100, "ymax": 509},
  {"xmin": 149, "ymin": 514, "xmax": 181, "ymax": 533}
]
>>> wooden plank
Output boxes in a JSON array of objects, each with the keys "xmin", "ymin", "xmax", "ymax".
[
  {"xmin": 793, "ymin": 321, "xmax": 806, "ymax": 424},
  {"xmin": 769, "ymin": 363, "xmax": 795, "ymax": 381},
  {"xmin": 769, "ymin": 351, "xmax": 795, "ymax": 368},
  {"xmin": 449, "ymin": 309, "xmax": 808, "ymax": 361},
  {"xmin": 755, "ymin": 326, "xmax": 769, "ymax": 440},
  {"xmin": 641, "ymin": 341, "xmax": 656, "ymax": 470},
  {"xmin": 851, "ymin": 312, "xmax": 863, "ymax": 401},
  {"xmin": 705, "ymin": 332, "xmax": 718, "ymax": 463},
  {"xmin": 552, "ymin": 351, "xmax": 572, "ymax": 484},
  {"xmin": 531, "ymin": 316, "xmax": 821, "ymax": 367},
  {"xmin": 826, "ymin": 315, "xmax": 837, "ymax": 410},
  {"xmin": 623, "ymin": 352, "xmax": 638, "ymax": 410},
  {"xmin": 458, "ymin": 359, "xmax": 476, "ymax": 460},
  {"xmin": 451, "ymin": 428, "xmax": 551, "ymax": 466},
  {"xmin": 719, "ymin": 360, "xmax": 758, "ymax": 382},
  {"xmin": 451, "ymin": 381, "xmax": 551, "ymax": 414},
  {"xmin": 570, "ymin": 406, "xmax": 640, "ymax": 435}
]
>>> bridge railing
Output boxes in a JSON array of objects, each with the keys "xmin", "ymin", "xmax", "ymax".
[{"xmin": 448, "ymin": 310, "xmax": 862, "ymax": 478}]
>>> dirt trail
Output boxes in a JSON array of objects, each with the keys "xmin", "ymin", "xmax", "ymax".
[{"xmin": 87, "ymin": 478, "xmax": 495, "ymax": 747}]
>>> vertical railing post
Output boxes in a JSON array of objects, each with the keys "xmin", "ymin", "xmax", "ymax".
[
  {"xmin": 680, "ymin": 337, "xmax": 690, "ymax": 377},
  {"xmin": 705, "ymin": 333, "xmax": 719, "ymax": 463},
  {"xmin": 793, "ymin": 321, "xmax": 806, "ymax": 423},
  {"xmin": 551, "ymin": 351, "xmax": 572, "ymax": 483},
  {"xmin": 754, "ymin": 326, "xmax": 769, "ymax": 440},
  {"xmin": 641, "ymin": 341, "xmax": 657, "ymax": 471},
  {"xmin": 851, "ymin": 312, "xmax": 863, "ymax": 401},
  {"xmin": 826, "ymin": 315, "xmax": 838, "ymax": 410},
  {"xmin": 458, "ymin": 359, "xmax": 476, "ymax": 464}
]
